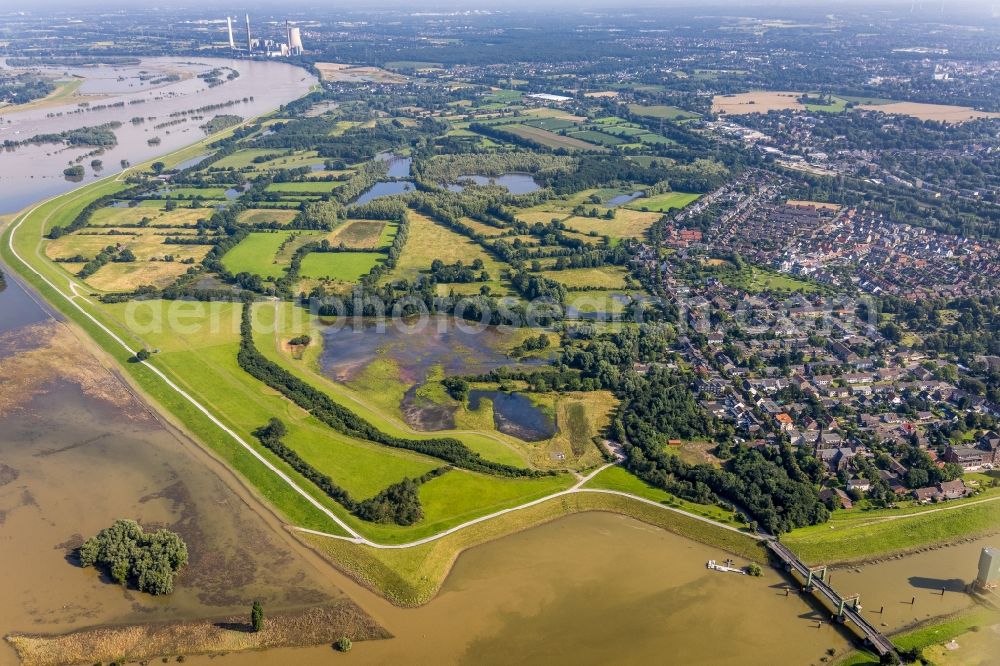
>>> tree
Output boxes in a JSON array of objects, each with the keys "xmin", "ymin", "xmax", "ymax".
[
  {"xmin": 151, "ymin": 161, "xmax": 166, "ymax": 174},
  {"xmin": 334, "ymin": 637, "xmax": 352, "ymax": 652},
  {"xmin": 746, "ymin": 563, "xmax": 763, "ymax": 577},
  {"xmin": 250, "ymin": 600, "xmax": 264, "ymax": 632},
  {"xmin": 135, "ymin": 349, "xmax": 150, "ymax": 362}
]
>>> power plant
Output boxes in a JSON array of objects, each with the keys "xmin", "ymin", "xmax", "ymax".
[{"xmin": 223, "ymin": 14, "xmax": 304, "ymax": 57}]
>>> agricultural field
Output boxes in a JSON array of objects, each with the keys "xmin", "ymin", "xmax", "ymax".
[
  {"xmin": 626, "ymin": 191, "xmax": 701, "ymax": 212},
  {"xmin": 238, "ymin": 208, "xmax": 300, "ymax": 226},
  {"xmin": 628, "ymin": 104, "xmax": 700, "ymax": 120},
  {"xmin": 299, "ymin": 252, "xmax": 385, "ymax": 282},
  {"xmin": 562, "ymin": 209, "xmax": 661, "ymax": 239},
  {"xmin": 387, "ymin": 212, "xmax": 511, "ymax": 293},
  {"xmin": 496, "ymin": 124, "xmax": 606, "ymax": 152},
  {"xmin": 265, "ymin": 181, "xmax": 342, "ymax": 194},
  {"xmin": 326, "ymin": 220, "xmax": 396, "ymax": 249},
  {"xmin": 542, "ymin": 266, "xmax": 630, "ymax": 289},
  {"xmin": 88, "ymin": 206, "xmax": 215, "ymax": 227},
  {"xmin": 220, "ymin": 231, "xmax": 299, "ymax": 279}
]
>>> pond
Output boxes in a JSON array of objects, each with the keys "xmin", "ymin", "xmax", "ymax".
[
  {"xmin": 446, "ymin": 173, "xmax": 541, "ymax": 194},
  {"xmin": 174, "ymin": 154, "xmax": 210, "ymax": 171},
  {"xmin": 607, "ymin": 191, "xmax": 644, "ymax": 206},
  {"xmin": 318, "ymin": 316, "xmax": 546, "ymax": 431},
  {"xmin": 468, "ymin": 389, "xmax": 556, "ymax": 441},
  {"xmin": 375, "ymin": 152, "xmax": 413, "ymax": 178},
  {"xmin": 351, "ymin": 180, "xmax": 416, "ymax": 206}
]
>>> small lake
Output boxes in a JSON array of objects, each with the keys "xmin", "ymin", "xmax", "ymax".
[
  {"xmin": 351, "ymin": 180, "xmax": 416, "ymax": 206},
  {"xmin": 375, "ymin": 152, "xmax": 412, "ymax": 178},
  {"xmin": 174, "ymin": 154, "xmax": 210, "ymax": 171},
  {"xmin": 446, "ymin": 173, "xmax": 540, "ymax": 194},
  {"xmin": 468, "ymin": 390, "xmax": 556, "ymax": 441},
  {"xmin": 607, "ymin": 191, "xmax": 644, "ymax": 206}
]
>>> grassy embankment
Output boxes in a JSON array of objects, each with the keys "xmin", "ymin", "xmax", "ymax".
[
  {"xmin": 783, "ymin": 491, "xmax": 1000, "ymax": 565},
  {"xmin": 301, "ymin": 488, "xmax": 766, "ymax": 606},
  {"xmin": 834, "ymin": 606, "xmax": 999, "ymax": 666}
]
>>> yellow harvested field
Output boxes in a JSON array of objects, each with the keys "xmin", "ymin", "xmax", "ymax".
[
  {"xmin": 583, "ymin": 91, "xmax": 620, "ymax": 98},
  {"xmin": 458, "ymin": 217, "xmax": 507, "ymax": 237},
  {"xmin": 238, "ymin": 209, "xmax": 300, "ymax": 226},
  {"xmin": 542, "ymin": 266, "xmax": 629, "ymax": 289},
  {"xmin": 857, "ymin": 101, "xmax": 1000, "ymax": 122},
  {"xmin": 516, "ymin": 210, "xmax": 567, "ymax": 225},
  {"xmin": 712, "ymin": 91, "xmax": 808, "ymax": 115},
  {"xmin": 325, "ymin": 219, "xmax": 389, "ymax": 249},
  {"xmin": 86, "ymin": 260, "xmax": 194, "ymax": 292},
  {"xmin": 563, "ymin": 210, "xmax": 660, "ymax": 239},
  {"xmin": 315, "ymin": 62, "xmax": 408, "ymax": 84},
  {"xmin": 89, "ymin": 206, "xmax": 215, "ymax": 227},
  {"xmin": 46, "ymin": 232, "xmax": 210, "ymax": 263}
]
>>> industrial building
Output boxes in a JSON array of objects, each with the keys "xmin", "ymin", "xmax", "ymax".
[{"xmin": 223, "ymin": 14, "xmax": 304, "ymax": 57}]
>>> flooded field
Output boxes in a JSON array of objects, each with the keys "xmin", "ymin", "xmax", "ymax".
[
  {"xmin": 834, "ymin": 535, "xmax": 1000, "ymax": 633},
  {"xmin": 188, "ymin": 512, "xmax": 855, "ymax": 666},
  {"xmin": 468, "ymin": 389, "xmax": 556, "ymax": 441},
  {"xmin": 0, "ymin": 57, "xmax": 315, "ymax": 214},
  {"xmin": 318, "ymin": 317, "xmax": 522, "ymax": 385},
  {"xmin": 0, "ymin": 276, "xmax": 354, "ymax": 665},
  {"xmin": 319, "ymin": 316, "xmax": 545, "ymax": 431}
]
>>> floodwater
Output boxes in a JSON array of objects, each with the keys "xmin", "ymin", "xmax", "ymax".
[
  {"xmin": 319, "ymin": 316, "xmax": 543, "ymax": 430},
  {"xmin": 833, "ymin": 535, "xmax": 1000, "ymax": 633},
  {"xmin": 189, "ymin": 512, "xmax": 855, "ymax": 666},
  {"xmin": 607, "ymin": 190, "xmax": 644, "ymax": 206},
  {"xmin": 319, "ymin": 316, "xmax": 527, "ymax": 385},
  {"xmin": 447, "ymin": 173, "xmax": 541, "ymax": 194},
  {"xmin": 468, "ymin": 389, "xmax": 556, "ymax": 441},
  {"xmin": 0, "ymin": 57, "xmax": 315, "ymax": 214},
  {"xmin": 0, "ymin": 275, "xmax": 348, "ymax": 665}
]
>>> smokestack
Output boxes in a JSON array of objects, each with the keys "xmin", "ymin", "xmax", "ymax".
[
  {"xmin": 245, "ymin": 14, "xmax": 252, "ymax": 53},
  {"xmin": 227, "ymin": 16, "xmax": 235, "ymax": 49}
]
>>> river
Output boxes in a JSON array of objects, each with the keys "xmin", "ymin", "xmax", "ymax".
[
  {"xmin": 0, "ymin": 60, "xmax": 995, "ymax": 666},
  {"xmin": 0, "ymin": 57, "xmax": 315, "ymax": 214}
]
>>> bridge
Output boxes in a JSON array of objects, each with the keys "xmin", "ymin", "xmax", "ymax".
[{"xmin": 767, "ymin": 540, "xmax": 898, "ymax": 660}]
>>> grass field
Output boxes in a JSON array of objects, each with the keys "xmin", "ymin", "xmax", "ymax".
[
  {"xmin": 325, "ymin": 220, "xmax": 394, "ymax": 249},
  {"xmin": 627, "ymin": 104, "xmax": 700, "ymax": 120},
  {"xmin": 265, "ymin": 181, "xmax": 342, "ymax": 194},
  {"xmin": 86, "ymin": 260, "xmax": 197, "ymax": 291},
  {"xmin": 299, "ymin": 251, "xmax": 385, "ymax": 282},
  {"xmin": 387, "ymin": 212, "xmax": 510, "ymax": 293},
  {"xmin": 303, "ymin": 488, "xmax": 764, "ymax": 606},
  {"xmin": 626, "ymin": 191, "xmax": 701, "ymax": 212},
  {"xmin": 497, "ymin": 124, "xmax": 606, "ymax": 152},
  {"xmin": 542, "ymin": 266, "xmax": 630, "ymax": 289},
  {"xmin": 782, "ymin": 496, "xmax": 1000, "ymax": 565},
  {"xmin": 221, "ymin": 231, "xmax": 297, "ymax": 279},
  {"xmin": 89, "ymin": 206, "xmax": 215, "ymax": 227},
  {"xmin": 567, "ymin": 129, "xmax": 625, "ymax": 146},
  {"xmin": 238, "ymin": 208, "xmax": 300, "ymax": 226},
  {"xmin": 584, "ymin": 466, "xmax": 747, "ymax": 528},
  {"xmin": 563, "ymin": 209, "xmax": 661, "ymax": 239}
]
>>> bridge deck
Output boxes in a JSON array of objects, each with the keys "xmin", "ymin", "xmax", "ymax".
[{"xmin": 767, "ymin": 540, "xmax": 897, "ymax": 658}]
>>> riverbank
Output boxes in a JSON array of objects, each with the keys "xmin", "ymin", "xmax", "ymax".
[
  {"xmin": 782, "ymin": 495, "xmax": 1000, "ymax": 566},
  {"xmin": 299, "ymin": 492, "xmax": 766, "ymax": 607},
  {"xmin": 834, "ymin": 605, "xmax": 999, "ymax": 666},
  {"xmin": 6, "ymin": 602, "xmax": 388, "ymax": 666}
]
